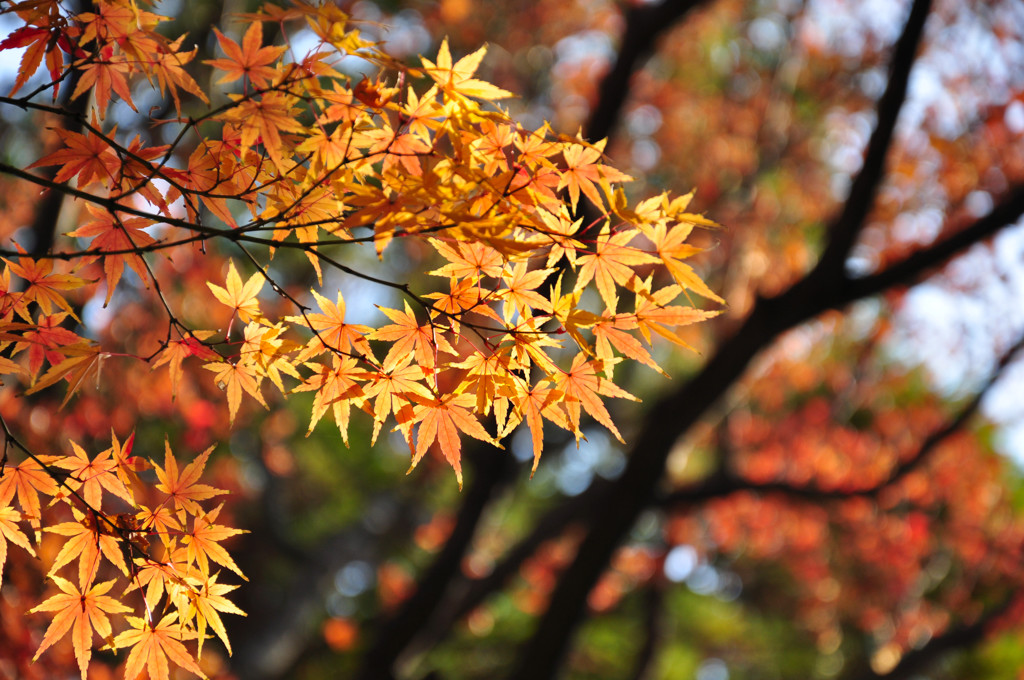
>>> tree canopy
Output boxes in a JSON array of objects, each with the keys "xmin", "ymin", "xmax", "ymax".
[{"xmin": 2, "ymin": 0, "xmax": 1024, "ymax": 679}]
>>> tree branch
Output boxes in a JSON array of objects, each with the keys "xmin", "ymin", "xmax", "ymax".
[
  {"xmin": 507, "ymin": 3, "xmax": 935, "ymax": 676},
  {"xmin": 814, "ymin": 0, "xmax": 933, "ymax": 276},
  {"xmin": 841, "ymin": 597, "xmax": 1017, "ymax": 680},
  {"xmin": 585, "ymin": 0, "xmax": 713, "ymax": 144},
  {"xmin": 663, "ymin": 328, "xmax": 1024, "ymax": 506},
  {"xmin": 356, "ymin": 448, "xmax": 513, "ymax": 680},
  {"xmin": 400, "ymin": 478, "xmax": 614, "ymax": 661},
  {"xmin": 842, "ymin": 184, "xmax": 1024, "ymax": 304}
]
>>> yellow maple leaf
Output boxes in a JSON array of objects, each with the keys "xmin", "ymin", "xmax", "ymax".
[
  {"xmin": 207, "ymin": 261, "xmax": 264, "ymax": 324},
  {"xmin": 421, "ymin": 38, "xmax": 513, "ymax": 101}
]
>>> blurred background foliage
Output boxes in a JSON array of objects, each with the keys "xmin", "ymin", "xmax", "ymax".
[{"xmin": 4, "ymin": 0, "xmax": 1024, "ymax": 678}]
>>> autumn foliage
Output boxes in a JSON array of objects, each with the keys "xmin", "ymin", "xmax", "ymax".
[{"xmin": 0, "ymin": 0, "xmax": 720, "ymax": 677}]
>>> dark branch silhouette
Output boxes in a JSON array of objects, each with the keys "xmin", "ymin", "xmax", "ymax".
[{"xmin": 509, "ymin": 1, "xmax": 934, "ymax": 677}]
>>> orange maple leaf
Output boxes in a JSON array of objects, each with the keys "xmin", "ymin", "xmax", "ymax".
[
  {"xmin": 45, "ymin": 507, "xmax": 130, "ymax": 588},
  {"xmin": 289, "ymin": 290, "xmax": 374, "ymax": 362},
  {"xmin": 370, "ymin": 300, "xmax": 456, "ymax": 374},
  {"xmin": 574, "ymin": 226, "xmax": 658, "ymax": 313},
  {"xmin": 30, "ymin": 576, "xmax": 132, "ymax": 680},
  {"xmin": 410, "ymin": 392, "xmax": 502, "ymax": 488},
  {"xmin": 294, "ymin": 355, "xmax": 367, "ymax": 444},
  {"xmin": 185, "ymin": 571, "xmax": 245, "ymax": 658},
  {"xmin": 28, "ymin": 128, "xmax": 120, "ymax": 188},
  {"xmin": 3, "ymin": 255, "xmax": 88, "ymax": 319},
  {"xmin": 554, "ymin": 354, "xmax": 638, "ymax": 443},
  {"xmin": 51, "ymin": 439, "xmax": 133, "ymax": 509},
  {"xmin": 25, "ymin": 341, "xmax": 106, "ymax": 407},
  {"xmin": 183, "ymin": 503, "xmax": 247, "ymax": 580},
  {"xmin": 0, "ymin": 501, "xmax": 36, "ymax": 589},
  {"xmin": 503, "ymin": 379, "xmax": 570, "ymax": 475},
  {"xmin": 362, "ymin": 362, "xmax": 433, "ymax": 446},
  {"xmin": 0, "ymin": 455, "xmax": 60, "ymax": 536},
  {"xmin": 203, "ymin": 358, "xmax": 268, "ymax": 424},
  {"xmin": 113, "ymin": 613, "xmax": 207, "ymax": 680},
  {"xmin": 152, "ymin": 331, "xmax": 220, "ymax": 399},
  {"xmin": 206, "ymin": 22, "xmax": 285, "ymax": 88},
  {"xmin": 557, "ymin": 138, "xmax": 632, "ymax": 212},
  {"xmin": 66, "ymin": 204, "xmax": 155, "ymax": 305},
  {"xmin": 72, "ymin": 49, "xmax": 135, "ymax": 118},
  {"xmin": 153, "ymin": 443, "xmax": 225, "ymax": 519}
]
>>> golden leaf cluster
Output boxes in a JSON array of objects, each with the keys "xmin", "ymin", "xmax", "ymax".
[{"xmin": 0, "ymin": 0, "xmax": 723, "ymax": 675}]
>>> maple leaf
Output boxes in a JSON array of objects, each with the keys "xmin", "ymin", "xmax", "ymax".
[
  {"xmin": 72, "ymin": 49, "xmax": 135, "ymax": 118},
  {"xmin": 549, "ymin": 274, "xmax": 601, "ymax": 357},
  {"xmin": 554, "ymin": 354, "xmax": 638, "ymax": 444},
  {"xmin": 424, "ymin": 276, "xmax": 502, "ymax": 335},
  {"xmin": 294, "ymin": 355, "xmax": 367, "ymax": 444},
  {"xmin": 51, "ymin": 439, "xmax": 133, "ymax": 509},
  {"xmin": 410, "ymin": 392, "xmax": 502, "ymax": 488},
  {"xmin": 183, "ymin": 503, "xmax": 247, "ymax": 580},
  {"xmin": 503, "ymin": 378, "xmax": 571, "ymax": 475},
  {"xmin": 153, "ymin": 443, "xmax": 225, "ymax": 519},
  {"xmin": 148, "ymin": 37, "xmax": 209, "ymax": 115},
  {"xmin": 25, "ymin": 341, "xmax": 106, "ymax": 407},
  {"xmin": 534, "ymin": 207, "xmax": 585, "ymax": 269},
  {"xmin": 123, "ymin": 547, "xmax": 193, "ymax": 614},
  {"xmin": 164, "ymin": 143, "xmax": 244, "ymax": 227},
  {"xmin": 185, "ymin": 571, "xmax": 246, "ymax": 658},
  {"xmin": 3, "ymin": 255, "xmax": 88, "ymax": 319},
  {"xmin": 593, "ymin": 314, "xmax": 665, "ymax": 377},
  {"xmin": 288, "ymin": 290, "xmax": 374, "ymax": 362},
  {"xmin": 219, "ymin": 91, "xmax": 304, "ymax": 172},
  {"xmin": 113, "ymin": 613, "xmax": 207, "ymax": 680},
  {"xmin": 239, "ymin": 322, "xmax": 302, "ymax": 393},
  {"xmin": 574, "ymin": 225, "xmax": 659, "ymax": 313},
  {"xmin": 1, "ymin": 24, "xmax": 65, "ymax": 97},
  {"xmin": 152, "ymin": 331, "xmax": 220, "ymax": 399},
  {"xmin": 136, "ymin": 503, "xmax": 182, "ymax": 548},
  {"xmin": 421, "ymin": 38, "xmax": 513, "ymax": 101},
  {"xmin": 500, "ymin": 261, "xmax": 554, "ymax": 321},
  {"xmin": 28, "ymin": 128, "xmax": 120, "ymax": 188},
  {"xmin": 450, "ymin": 348, "xmax": 519, "ymax": 417},
  {"xmin": 429, "ymin": 239, "xmax": 505, "ymax": 280},
  {"xmin": 0, "ymin": 501, "xmax": 36, "ymax": 589},
  {"xmin": 66, "ymin": 204, "xmax": 155, "ymax": 305},
  {"xmin": 0, "ymin": 455, "xmax": 60, "ymax": 537},
  {"xmin": 633, "ymin": 283, "xmax": 719, "ymax": 349},
  {"xmin": 206, "ymin": 22, "xmax": 285, "ymax": 88},
  {"xmin": 648, "ymin": 220, "xmax": 724, "ymax": 303},
  {"xmin": 505, "ymin": 313, "xmax": 563, "ymax": 377},
  {"xmin": 363, "ymin": 127, "xmax": 432, "ymax": 175},
  {"xmin": 370, "ymin": 300, "xmax": 457, "ymax": 374},
  {"xmin": 13, "ymin": 312, "xmax": 81, "ymax": 379},
  {"xmin": 45, "ymin": 507, "xmax": 130, "ymax": 588},
  {"xmin": 0, "ymin": 265, "xmax": 30, "ymax": 321},
  {"xmin": 30, "ymin": 576, "xmax": 132, "ymax": 680},
  {"xmin": 362, "ymin": 363, "xmax": 434, "ymax": 446},
  {"xmin": 557, "ymin": 137, "xmax": 632, "ymax": 212},
  {"xmin": 204, "ymin": 358, "xmax": 268, "ymax": 424},
  {"xmin": 208, "ymin": 261, "xmax": 264, "ymax": 325}
]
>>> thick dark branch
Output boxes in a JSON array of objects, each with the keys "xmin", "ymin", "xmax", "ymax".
[
  {"xmin": 842, "ymin": 184, "xmax": 1024, "ymax": 303},
  {"xmin": 664, "ymin": 329, "xmax": 1024, "ymax": 506},
  {"xmin": 815, "ymin": 0, "xmax": 933, "ymax": 276},
  {"xmin": 627, "ymin": 585, "xmax": 663, "ymax": 680},
  {"xmin": 356, "ymin": 448, "xmax": 512, "ymax": 680},
  {"xmin": 507, "ymin": 4, "xmax": 936, "ymax": 677},
  {"xmin": 585, "ymin": 0, "xmax": 712, "ymax": 144},
  {"xmin": 401, "ymin": 478, "xmax": 613, "ymax": 660},
  {"xmin": 841, "ymin": 597, "xmax": 1016, "ymax": 680}
]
